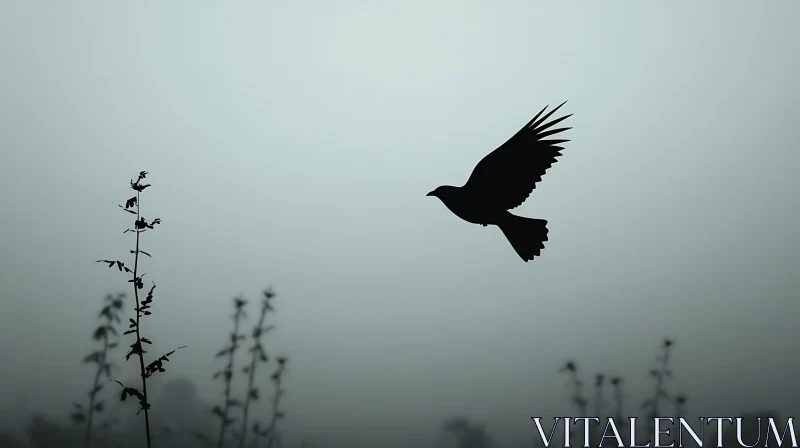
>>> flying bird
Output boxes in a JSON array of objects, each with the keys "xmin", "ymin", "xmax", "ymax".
[{"xmin": 427, "ymin": 102, "xmax": 571, "ymax": 262}]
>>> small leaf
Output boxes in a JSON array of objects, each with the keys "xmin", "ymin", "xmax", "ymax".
[
  {"xmin": 118, "ymin": 204, "xmax": 136, "ymax": 214},
  {"xmin": 71, "ymin": 412, "xmax": 86, "ymax": 424},
  {"xmin": 82, "ymin": 351, "xmax": 102, "ymax": 364},
  {"xmin": 93, "ymin": 326, "xmax": 107, "ymax": 341}
]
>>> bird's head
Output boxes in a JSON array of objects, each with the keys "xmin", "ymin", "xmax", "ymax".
[{"xmin": 426, "ymin": 185, "xmax": 457, "ymax": 202}]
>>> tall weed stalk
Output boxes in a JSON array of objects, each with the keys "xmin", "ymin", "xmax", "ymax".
[
  {"xmin": 642, "ymin": 339, "xmax": 674, "ymax": 437},
  {"xmin": 214, "ymin": 296, "xmax": 248, "ymax": 448},
  {"xmin": 264, "ymin": 356, "xmax": 288, "ymax": 448},
  {"xmin": 238, "ymin": 287, "xmax": 277, "ymax": 448},
  {"xmin": 71, "ymin": 293, "xmax": 125, "ymax": 448},
  {"xmin": 96, "ymin": 170, "xmax": 183, "ymax": 448}
]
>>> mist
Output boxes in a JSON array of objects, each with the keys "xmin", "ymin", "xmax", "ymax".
[{"xmin": 1, "ymin": 1, "xmax": 799, "ymax": 447}]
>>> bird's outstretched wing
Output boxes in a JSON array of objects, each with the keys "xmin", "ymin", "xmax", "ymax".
[{"xmin": 464, "ymin": 102, "xmax": 571, "ymax": 211}]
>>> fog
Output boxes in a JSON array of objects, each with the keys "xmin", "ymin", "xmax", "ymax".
[{"xmin": 1, "ymin": 1, "xmax": 799, "ymax": 447}]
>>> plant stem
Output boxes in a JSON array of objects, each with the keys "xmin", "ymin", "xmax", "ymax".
[
  {"xmin": 646, "ymin": 343, "xmax": 671, "ymax": 438},
  {"xmin": 266, "ymin": 383, "xmax": 280, "ymax": 448},
  {"xmin": 238, "ymin": 305, "xmax": 268, "ymax": 448},
  {"xmin": 612, "ymin": 382, "xmax": 623, "ymax": 426},
  {"xmin": 265, "ymin": 365, "xmax": 285, "ymax": 448},
  {"xmin": 653, "ymin": 347, "xmax": 668, "ymax": 414},
  {"xmin": 133, "ymin": 191, "xmax": 152, "ymax": 448},
  {"xmin": 218, "ymin": 304, "xmax": 244, "ymax": 448},
  {"xmin": 84, "ymin": 324, "xmax": 109, "ymax": 448},
  {"xmin": 238, "ymin": 356, "xmax": 258, "ymax": 448},
  {"xmin": 569, "ymin": 370, "xmax": 587, "ymax": 415},
  {"xmin": 592, "ymin": 375, "xmax": 605, "ymax": 448}
]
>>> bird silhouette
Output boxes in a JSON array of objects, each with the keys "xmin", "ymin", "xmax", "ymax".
[{"xmin": 427, "ymin": 102, "xmax": 571, "ymax": 262}]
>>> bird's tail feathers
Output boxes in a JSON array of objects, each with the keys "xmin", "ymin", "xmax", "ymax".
[{"xmin": 497, "ymin": 213, "xmax": 549, "ymax": 262}]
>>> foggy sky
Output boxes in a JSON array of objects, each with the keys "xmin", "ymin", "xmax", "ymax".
[{"xmin": 1, "ymin": 1, "xmax": 799, "ymax": 447}]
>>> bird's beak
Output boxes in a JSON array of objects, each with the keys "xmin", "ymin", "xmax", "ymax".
[{"xmin": 426, "ymin": 190, "xmax": 434, "ymax": 197}]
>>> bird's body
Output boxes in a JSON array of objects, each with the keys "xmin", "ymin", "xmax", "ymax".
[
  {"xmin": 427, "ymin": 102, "xmax": 571, "ymax": 262},
  {"xmin": 430, "ymin": 185, "xmax": 504, "ymax": 226}
]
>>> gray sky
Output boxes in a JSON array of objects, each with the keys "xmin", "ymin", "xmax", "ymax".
[{"xmin": 1, "ymin": 1, "xmax": 799, "ymax": 447}]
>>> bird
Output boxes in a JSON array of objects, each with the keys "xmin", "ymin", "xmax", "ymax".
[{"xmin": 426, "ymin": 102, "xmax": 571, "ymax": 262}]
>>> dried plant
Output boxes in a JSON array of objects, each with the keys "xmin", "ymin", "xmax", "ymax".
[
  {"xmin": 96, "ymin": 170, "xmax": 184, "ymax": 448},
  {"xmin": 642, "ymin": 338, "xmax": 674, "ymax": 435},
  {"xmin": 593, "ymin": 374, "xmax": 606, "ymax": 418},
  {"xmin": 558, "ymin": 338, "xmax": 686, "ymax": 447},
  {"xmin": 559, "ymin": 361, "xmax": 588, "ymax": 416},
  {"xmin": 610, "ymin": 376, "xmax": 625, "ymax": 428},
  {"xmin": 71, "ymin": 293, "xmax": 125, "ymax": 448},
  {"xmin": 674, "ymin": 393, "xmax": 688, "ymax": 419},
  {"xmin": 238, "ymin": 287, "xmax": 277, "ymax": 448},
  {"xmin": 213, "ymin": 296, "xmax": 248, "ymax": 448},
  {"xmin": 258, "ymin": 356, "xmax": 289, "ymax": 448}
]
